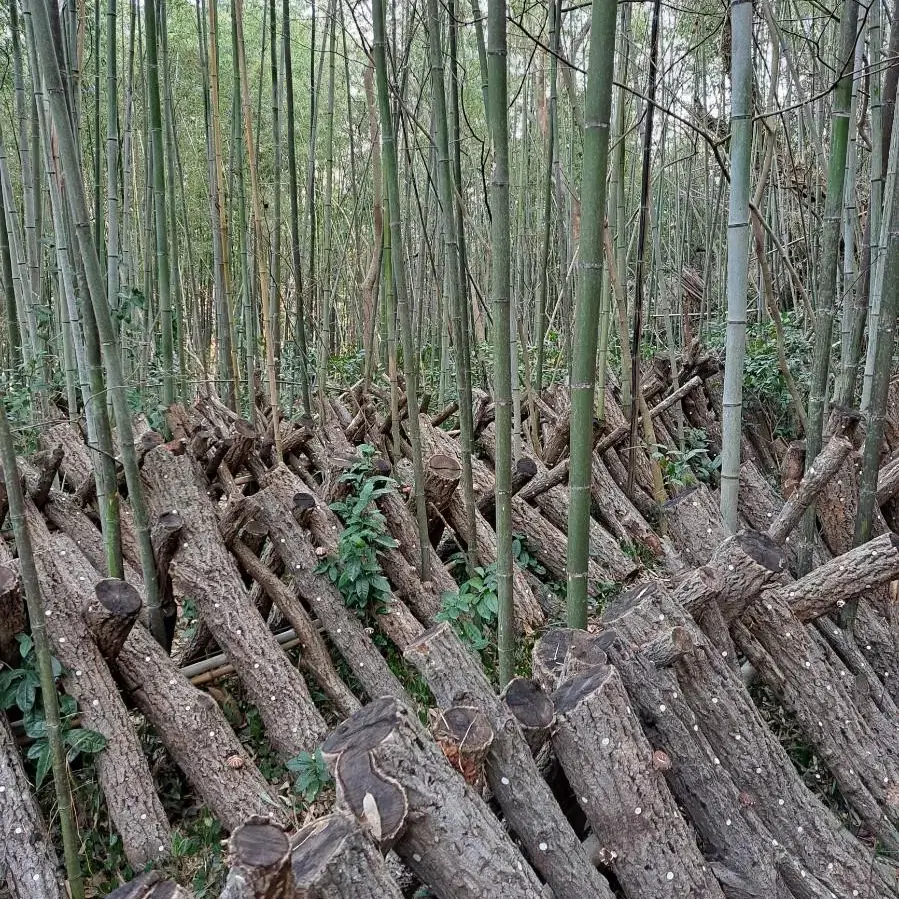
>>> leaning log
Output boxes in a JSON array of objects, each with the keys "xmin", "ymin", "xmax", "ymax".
[
  {"xmin": 733, "ymin": 590, "xmax": 899, "ymax": 847},
  {"xmin": 228, "ymin": 538, "xmax": 360, "ymax": 716},
  {"xmin": 0, "ymin": 711, "xmax": 64, "ymax": 899},
  {"xmin": 291, "ymin": 812, "xmax": 406, "ymax": 899},
  {"xmin": 142, "ymin": 447, "xmax": 326, "ymax": 757},
  {"xmin": 83, "ymin": 578, "xmax": 142, "ymax": 662},
  {"xmin": 105, "ymin": 872, "xmax": 194, "ymax": 898},
  {"xmin": 0, "ymin": 560, "xmax": 25, "ymax": 666},
  {"xmin": 602, "ymin": 582, "xmax": 899, "ymax": 898},
  {"xmin": 322, "ymin": 697, "xmax": 545, "ymax": 899},
  {"xmin": 220, "ymin": 818, "xmax": 291, "ymax": 899},
  {"xmin": 405, "ymin": 623, "xmax": 616, "ymax": 899},
  {"xmin": 245, "ymin": 483, "xmax": 409, "ymax": 701},
  {"xmin": 31, "ymin": 530, "xmax": 171, "ymax": 868},
  {"xmin": 552, "ymin": 666, "xmax": 726, "ymax": 898}
]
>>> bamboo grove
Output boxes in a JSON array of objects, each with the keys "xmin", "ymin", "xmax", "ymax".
[{"xmin": 2, "ymin": 0, "xmax": 899, "ymax": 883}]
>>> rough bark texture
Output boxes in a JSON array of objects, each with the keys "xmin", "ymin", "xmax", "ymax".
[
  {"xmin": 244, "ymin": 481, "xmax": 408, "ymax": 700},
  {"xmin": 377, "ymin": 489, "xmax": 456, "ymax": 614},
  {"xmin": 256, "ymin": 466, "xmax": 425, "ymax": 650},
  {"xmin": 322, "ymin": 697, "xmax": 545, "ymax": 899},
  {"xmin": 552, "ymin": 665, "xmax": 727, "ymax": 898},
  {"xmin": 672, "ymin": 529, "xmax": 787, "ymax": 622},
  {"xmin": 142, "ymin": 447, "xmax": 326, "ymax": 756},
  {"xmin": 602, "ymin": 584, "xmax": 899, "ymax": 898},
  {"xmin": 768, "ymin": 436, "xmax": 854, "ymax": 544},
  {"xmin": 30, "ymin": 531, "xmax": 171, "ymax": 868},
  {"xmin": 405, "ymin": 623, "xmax": 616, "ymax": 899},
  {"xmin": 105, "ymin": 872, "xmax": 195, "ymax": 898},
  {"xmin": 664, "ymin": 483, "xmax": 728, "ymax": 566},
  {"xmin": 445, "ymin": 493, "xmax": 544, "ymax": 629},
  {"xmin": 291, "ymin": 812, "xmax": 405, "ymax": 898},
  {"xmin": 0, "ymin": 559, "xmax": 25, "ymax": 666},
  {"xmin": 40, "ymin": 421, "xmax": 92, "ymax": 489},
  {"xmin": 0, "ymin": 710, "xmax": 64, "ymax": 899},
  {"xmin": 229, "ymin": 538, "xmax": 360, "ymax": 716},
  {"xmin": 220, "ymin": 818, "xmax": 291, "ymax": 899},
  {"xmin": 776, "ymin": 532, "xmax": 899, "ymax": 622},
  {"xmin": 83, "ymin": 578, "xmax": 142, "ymax": 661},
  {"xmin": 734, "ymin": 591, "xmax": 899, "ymax": 847}
]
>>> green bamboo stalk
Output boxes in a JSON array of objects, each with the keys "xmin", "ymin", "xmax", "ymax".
[
  {"xmin": 26, "ymin": 0, "xmax": 165, "ymax": 644},
  {"xmin": 796, "ymin": 0, "xmax": 859, "ymax": 573},
  {"xmin": 373, "ymin": 0, "xmax": 431, "ymax": 579},
  {"xmin": 0, "ymin": 397, "xmax": 84, "ymax": 899},
  {"xmin": 426, "ymin": 0, "xmax": 478, "ymax": 573},
  {"xmin": 485, "ymin": 0, "xmax": 514, "ymax": 684},
  {"xmin": 566, "ymin": 0, "xmax": 619, "ymax": 627},
  {"xmin": 844, "ymin": 88, "xmax": 899, "ymax": 630},
  {"xmin": 719, "ymin": 0, "xmax": 754, "ymax": 532},
  {"xmin": 144, "ymin": 0, "xmax": 175, "ymax": 408},
  {"xmin": 318, "ymin": 0, "xmax": 337, "ymax": 415},
  {"xmin": 282, "ymin": 0, "xmax": 313, "ymax": 416}
]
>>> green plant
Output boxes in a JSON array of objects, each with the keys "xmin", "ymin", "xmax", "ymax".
[
  {"xmin": 511, "ymin": 534, "xmax": 546, "ymax": 577},
  {"xmin": 317, "ymin": 445, "xmax": 398, "ymax": 619},
  {"xmin": 438, "ymin": 563, "xmax": 499, "ymax": 653},
  {"xmin": 651, "ymin": 428, "xmax": 720, "ymax": 491},
  {"xmin": 286, "ymin": 748, "xmax": 333, "ymax": 803},
  {"xmin": 0, "ymin": 634, "xmax": 107, "ymax": 786}
]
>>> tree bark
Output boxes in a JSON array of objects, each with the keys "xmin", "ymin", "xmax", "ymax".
[
  {"xmin": 0, "ymin": 710, "xmax": 64, "ymax": 899},
  {"xmin": 405, "ymin": 623, "xmax": 616, "ymax": 899},
  {"xmin": 141, "ymin": 447, "xmax": 326, "ymax": 757},
  {"xmin": 601, "ymin": 582, "xmax": 899, "ymax": 898},
  {"xmin": 322, "ymin": 697, "xmax": 545, "ymax": 899},
  {"xmin": 220, "ymin": 818, "xmax": 291, "ymax": 899},
  {"xmin": 30, "ymin": 531, "xmax": 171, "ymax": 869},
  {"xmin": 291, "ymin": 812, "xmax": 406, "ymax": 898},
  {"xmin": 552, "ymin": 665, "xmax": 727, "ymax": 897}
]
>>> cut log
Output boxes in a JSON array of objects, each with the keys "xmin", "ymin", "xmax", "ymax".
[
  {"xmin": 30, "ymin": 445, "xmax": 64, "ymax": 510},
  {"xmin": 602, "ymin": 583, "xmax": 899, "ymax": 898},
  {"xmin": 425, "ymin": 453, "xmax": 462, "ymax": 512},
  {"xmin": 142, "ymin": 447, "xmax": 326, "ymax": 757},
  {"xmin": 767, "ymin": 436, "xmax": 854, "ymax": 544},
  {"xmin": 229, "ymin": 537, "xmax": 361, "ymax": 716},
  {"xmin": 244, "ymin": 483, "xmax": 408, "ymax": 701},
  {"xmin": 0, "ymin": 710, "xmax": 64, "ymax": 899},
  {"xmin": 253, "ymin": 467, "xmax": 425, "ymax": 650},
  {"xmin": 322, "ymin": 697, "xmax": 545, "ymax": 899},
  {"xmin": 531, "ymin": 627, "xmax": 612, "ymax": 694},
  {"xmin": 377, "ymin": 489, "xmax": 457, "ymax": 616},
  {"xmin": 291, "ymin": 812, "xmax": 405, "ymax": 899},
  {"xmin": 39, "ymin": 421, "xmax": 92, "ymax": 489},
  {"xmin": 670, "ymin": 529, "xmax": 787, "ymax": 622},
  {"xmin": 551, "ymin": 665, "xmax": 727, "ymax": 898},
  {"xmin": 781, "ymin": 441, "xmax": 805, "ymax": 498},
  {"xmin": 501, "ymin": 677, "xmax": 555, "ymax": 753},
  {"xmin": 405, "ymin": 623, "xmax": 616, "ymax": 899},
  {"xmin": 152, "ymin": 510, "xmax": 183, "ymax": 648},
  {"xmin": 430, "ymin": 705, "xmax": 494, "ymax": 788},
  {"xmin": 877, "ymin": 454, "xmax": 899, "ymax": 505},
  {"xmin": 663, "ymin": 483, "xmax": 727, "ymax": 566},
  {"xmin": 595, "ymin": 375, "xmax": 704, "ymax": 454},
  {"xmin": 30, "ymin": 531, "xmax": 171, "ymax": 868},
  {"xmin": 560, "ymin": 631, "xmax": 808, "ymax": 898},
  {"xmin": 733, "ymin": 591, "xmax": 899, "ymax": 847},
  {"xmin": 105, "ymin": 872, "xmax": 194, "ymax": 898},
  {"xmin": 39, "ymin": 488, "xmax": 142, "ymax": 583},
  {"xmin": 83, "ymin": 578, "xmax": 142, "ymax": 662},
  {"xmin": 220, "ymin": 818, "xmax": 291, "ymax": 899},
  {"xmin": 445, "ymin": 494, "xmax": 544, "ymax": 630},
  {"xmin": 477, "ymin": 424, "xmax": 639, "ymax": 582},
  {"xmin": 476, "ymin": 456, "xmax": 538, "ymax": 517},
  {"xmin": 0, "ymin": 561, "xmax": 25, "ymax": 666},
  {"xmin": 775, "ymin": 532, "xmax": 899, "ymax": 623}
]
